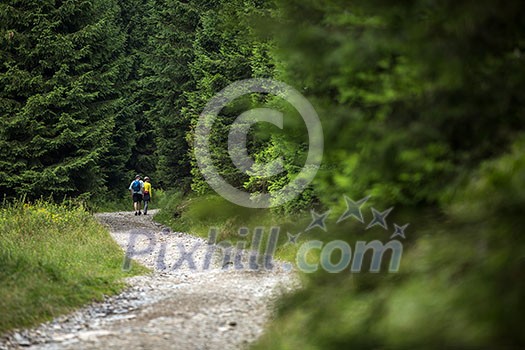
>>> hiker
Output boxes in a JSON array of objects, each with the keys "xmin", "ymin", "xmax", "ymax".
[
  {"xmin": 129, "ymin": 174, "xmax": 144, "ymax": 216},
  {"xmin": 143, "ymin": 176, "xmax": 152, "ymax": 215}
]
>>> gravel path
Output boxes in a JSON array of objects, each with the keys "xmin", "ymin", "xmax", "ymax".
[{"xmin": 1, "ymin": 210, "xmax": 298, "ymax": 349}]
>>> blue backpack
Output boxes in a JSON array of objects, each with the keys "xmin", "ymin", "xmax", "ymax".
[{"xmin": 132, "ymin": 180, "xmax": 141, "ymax": 192}]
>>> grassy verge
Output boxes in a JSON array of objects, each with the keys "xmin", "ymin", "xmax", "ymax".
[
  {"xmin": 0, "ymin": 200, "xmax": 146, "ymax": 334},
  {"xmin": 90, "ymin": 195, "xmax": 131, "ymax": 212},
  {"xmin": 153, "ymin": 191, "xmax": 410, "ymax": 273},
  {"xmin": 153, "ymin": 191, "xmax": 321, "ymax": 263}
]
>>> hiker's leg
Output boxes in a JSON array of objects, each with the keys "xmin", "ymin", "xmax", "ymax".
[{"xmin": 144, "ymin": 200, "xmax": 149, "ymax": 214}]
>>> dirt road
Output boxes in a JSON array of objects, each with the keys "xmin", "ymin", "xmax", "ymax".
[{"xmin": 1, "ymin": 210, "xmax": 297, "ymax": 350}]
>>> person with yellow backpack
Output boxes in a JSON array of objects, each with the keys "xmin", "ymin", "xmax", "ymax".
[{"xmin": 143, "ymin": 176, "xmax": 152, "ymax": 215}]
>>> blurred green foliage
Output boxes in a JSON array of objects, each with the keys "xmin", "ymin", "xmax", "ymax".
[{"xmin": 253, "ymin": 0, "xmax": 525, "ymax": 348}]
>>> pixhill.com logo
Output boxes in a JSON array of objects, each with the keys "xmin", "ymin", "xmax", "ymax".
[{"xmin": 123, "ymin": 195, "xmax": 407, "ymax": 274}]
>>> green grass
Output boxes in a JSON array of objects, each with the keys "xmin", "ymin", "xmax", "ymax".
[
  {"xmin": 90, "ymin": 195, "xmax": 131, "ymax": 212},
  {"xmin": 153, "ymin": 191, "xmax": 323, "ymax": 262},
  {"xmin": 0, "ymin": 200, "xmax": 146, "ymax": 333},
  {"xmin": 154, "ymin": 191, "xmax": 414, "ymax": 263}
]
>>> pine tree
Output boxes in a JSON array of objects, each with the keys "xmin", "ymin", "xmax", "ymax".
[
  {"xmin": 0, "ymin": 0, "xmax": 127, "ymax": 199},
  {"xmin": 186, "ymin": 0, "xmax": 276, "ymax": 195},
  {"xmin": 102, "ymin": 0, "xmax": 153, "ymax": 196},
  {"xmin": 141, "ymin": 0, "xmax": 200, "ymax": 190}
]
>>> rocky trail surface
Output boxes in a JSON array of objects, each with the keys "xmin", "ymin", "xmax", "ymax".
[{"xmin": 1, "ymin": 210, "xmax": 298, "ymax": 349}]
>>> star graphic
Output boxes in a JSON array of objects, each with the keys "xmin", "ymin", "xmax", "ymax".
[
  {"xmin": 305, "ymin": 209, "xmax": 331, "ymax": 232},
  {"xmin": 390, "ymin": 223, "xmax": 409, "ymax": 239},
  {"xmin": 287, "ymin": 232, "xmax": 301, "ymax": 244},
  {"xmin": 366, "ymin": 207, "xmax": 394, "ymax": 230},
  {"xmin": 336, "ymin": 195, "xmax": 371, "ymax": 224}
]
